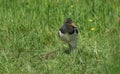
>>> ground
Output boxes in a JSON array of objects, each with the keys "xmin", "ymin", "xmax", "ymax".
[{"xmin": 0, "ymin": 0, "xmax": 120, "ymax": 74}]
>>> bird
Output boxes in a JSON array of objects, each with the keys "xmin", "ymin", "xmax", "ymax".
[{"xmin": 58, "ymin": 18, "xmax": 78, "ymax": 53}]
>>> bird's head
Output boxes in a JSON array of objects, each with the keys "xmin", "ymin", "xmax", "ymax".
[{"xmin": 64, "ymin": 18, "xmax": 76, "ymax": 27}]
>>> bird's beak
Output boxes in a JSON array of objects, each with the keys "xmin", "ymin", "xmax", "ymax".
[{"xmin": 70, "ymin": 23, "xmax": 76, "ymax": 27}]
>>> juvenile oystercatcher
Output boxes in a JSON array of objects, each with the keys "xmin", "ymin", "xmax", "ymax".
[{"xmin": 58, "ymin": 18, "xmax": 78, "ymax": 53}]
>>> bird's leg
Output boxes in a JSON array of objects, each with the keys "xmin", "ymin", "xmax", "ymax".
[
  {"xmin": 64, "ymin": 43, "xmax": 72, "ymax": 54},
  {"xmin": 68, "ymin": 43, "xmax": 73, "ymax": 50}
]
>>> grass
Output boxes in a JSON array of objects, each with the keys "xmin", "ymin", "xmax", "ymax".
[{"xmin": 0, "ymin": 0, "xmax": 120, "ymax": 74}]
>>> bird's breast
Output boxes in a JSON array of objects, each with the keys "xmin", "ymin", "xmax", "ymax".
[
  {"xmin": 58, "ymin": 31, "xmax": 70, "ymax": 42},
  {"xmin": 58, "ymin": 30, "xmax": 78, "ymax": 43}
]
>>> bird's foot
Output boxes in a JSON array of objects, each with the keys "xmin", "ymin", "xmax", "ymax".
[{"xmin": 64, "ymin": 48, "xmax": 73, "ymax": 54}]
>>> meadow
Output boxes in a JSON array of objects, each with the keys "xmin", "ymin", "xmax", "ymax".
[{"xmin": 0, "ymin": 0, "xmax": 120, "ymax": 74}]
